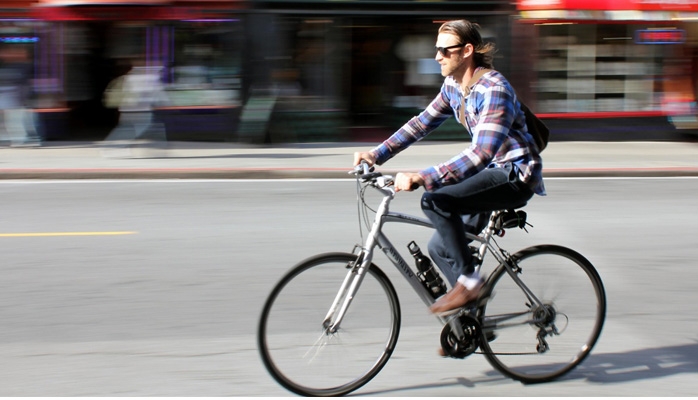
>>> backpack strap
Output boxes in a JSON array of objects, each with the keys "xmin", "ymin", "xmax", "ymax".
[
  {"xmin": 460, "ymin": 68, "xmax": 549, "ymax": 152},
  {"xmin": 463, "ymin": 68, "xmax": 492, "ymax": 96},
  {"xmin": 459, "ymin": 68, "xmax": 492, "ymax": 130}
]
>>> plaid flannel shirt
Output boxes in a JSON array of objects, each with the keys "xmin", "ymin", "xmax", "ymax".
[{"xmin": 370, "ymin": 68, "xmax": 545, "ymax": 195}]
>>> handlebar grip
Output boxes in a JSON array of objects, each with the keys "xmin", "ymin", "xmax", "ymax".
[{"xmin": 410, "ymin": 183, "xmax": 420, "ymax": 191}]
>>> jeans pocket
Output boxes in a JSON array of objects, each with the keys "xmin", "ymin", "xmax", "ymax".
[{"xmin": 503, "ymin": 162, "xmax": 520, "ymax": 189}]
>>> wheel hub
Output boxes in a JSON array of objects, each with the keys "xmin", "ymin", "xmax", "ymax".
[{"xmin": 533, "ymin": 304, "xmax": 556, "ymax": 328}]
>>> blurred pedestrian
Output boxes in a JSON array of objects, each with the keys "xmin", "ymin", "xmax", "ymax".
[
  {"xmin": 0, "ymin": 46, "xmax": 41, "ymax": 147},
  {"xmin": 353, "ymin": 20, "xmax": 545, "ymax": 322},
  {"xmin": 101, "ymin": 59, "xmax": 168, "ymax": 158}
]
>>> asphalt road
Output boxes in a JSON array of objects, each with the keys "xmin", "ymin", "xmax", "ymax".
[{"xmin": 0, "ymin": 178, "xmax": 697, "ymax": 396}]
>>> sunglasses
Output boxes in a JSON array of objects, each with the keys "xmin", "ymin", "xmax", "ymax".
[{"xmin": 435, "ymin": 43, "xmax": 465, "ymax": 57}]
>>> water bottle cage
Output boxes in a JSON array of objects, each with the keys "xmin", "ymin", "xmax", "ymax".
[
  {"xmin": 418, "ymin": 270, "xmax": 446, "ymax": 298},
  {"xmin": 418, "ymin": 267, "xmax": 437, "ymax": 283}
]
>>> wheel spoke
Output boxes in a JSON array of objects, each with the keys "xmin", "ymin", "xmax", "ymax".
[{"xmin": 303, "ymin": 330, "xmax": 333, "ymax": 363}]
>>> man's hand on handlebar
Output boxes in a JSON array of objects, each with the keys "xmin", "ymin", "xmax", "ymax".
[
  {"xmin": 353, "ymin": 152, "xmax": 376, "ymax": 167},
  {"xmin": 395, "ymin": 172, "xmax": 424, "ymax": 192},
  {"xmin": 352, "ymin": 152, "xmax": 423, "ymax": 191}
]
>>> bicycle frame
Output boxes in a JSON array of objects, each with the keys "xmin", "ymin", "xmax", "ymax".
[{"xmin": 323, "ymin": 177, "xmax": 546, "ymax": 339}]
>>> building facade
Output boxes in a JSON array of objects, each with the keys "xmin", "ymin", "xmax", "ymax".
[
  {"xmin": 515, "ymin": 0, "xmax": 698, "ymax": 131},
  {"xmin": 3, "ymin": 0, "xmax": 693, "ymax": 141}
]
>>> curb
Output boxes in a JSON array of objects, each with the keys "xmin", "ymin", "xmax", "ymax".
[
  {"xmin": 0, "ymin": 168, "xmax": 351, "ymax": 180},
  {"xmin": 1, "ymin": 167, "xmax": 698, "ymax": 179},
  {"xmin": 543, "ymin": 167, "xmax": 698, "ymax": 177}
]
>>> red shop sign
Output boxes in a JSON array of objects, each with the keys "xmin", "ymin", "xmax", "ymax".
[{"xmin": 518, "ymin": 0, "xmax": 698, "ymax": 11}]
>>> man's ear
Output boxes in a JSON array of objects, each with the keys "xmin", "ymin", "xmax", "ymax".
[{"xmin": 463, "ymin": 43, "xmax": 474, "ymax": 59}]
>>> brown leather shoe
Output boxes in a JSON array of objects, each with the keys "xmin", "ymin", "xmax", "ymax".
[{"xmin": 429, "ymin": 281, "xmax": 482, "ymax": 314}]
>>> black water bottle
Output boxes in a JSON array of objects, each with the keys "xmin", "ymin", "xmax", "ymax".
[{"xmin": 408, "ymin": 241, "xmax": 446, "ymax": 299}]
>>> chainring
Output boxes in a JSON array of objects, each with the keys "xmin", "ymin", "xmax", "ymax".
[{"xmin": 440, "ymin": 314, "xmax": 481, "ymax": 358}]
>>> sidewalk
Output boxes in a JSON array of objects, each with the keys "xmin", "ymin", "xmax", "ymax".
[{"xmin": 1, "ymin": 140, "xmax": 697, "ymax": 179}]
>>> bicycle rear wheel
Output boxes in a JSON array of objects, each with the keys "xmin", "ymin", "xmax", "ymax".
[
  {"xmin": 257, "ymin": 252, "xmax": 401, "ymax": 396},
  {"xmin": 479, "ymin": 245, "xmax": 606, "ymax": 383}
]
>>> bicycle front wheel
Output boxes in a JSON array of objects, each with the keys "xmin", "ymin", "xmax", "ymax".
[
  {"xmin": 479, "ymin": 245, "xmax": 606, "ymax": 383},
  {"xmin": 257, "ymin": 252, "xmax": 401, "ymax": 396}
]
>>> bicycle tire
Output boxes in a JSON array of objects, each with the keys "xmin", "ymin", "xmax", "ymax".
[
  {"xmin": 257, "ymin": 252, "xmax": 401, "ymax": 396},
  {"xmin": 478, "ymin": 245, "xmax": 606, "ymax": 383}
]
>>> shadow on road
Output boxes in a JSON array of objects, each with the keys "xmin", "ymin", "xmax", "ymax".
[
  {"xmin": 357, "ymin": 341, "xmax": 698, "ymax": 396},
  {"xmin": 562, "ymin": 341, "xmax": 698, "ymax": 383}
]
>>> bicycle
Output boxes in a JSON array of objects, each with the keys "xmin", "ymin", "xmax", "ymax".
[{"xmin": 257, "ymin": 163, "xmax": 606, "ymax": 397}]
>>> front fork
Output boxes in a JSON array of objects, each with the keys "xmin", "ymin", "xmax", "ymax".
[
  {"xmin": 322, "ymin": 249, "xmax": 373, "ymax": 334},
  {"xmin": 323, "ymin": 189, "xmax": 391, "ymax": 333}
]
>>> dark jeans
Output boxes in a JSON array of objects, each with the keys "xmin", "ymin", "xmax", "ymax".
[{"xmin": 420, "ymin": 163, "xmax": 534, "ymax": 286}]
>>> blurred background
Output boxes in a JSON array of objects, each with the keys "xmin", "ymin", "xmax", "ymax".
[
  {"xmin": 1, "ymin": 2, "xmax": 698, "ymax": 396},
  {"xmin": 2, "ymin": 0, "xmax": 698, "ymax": 144}
]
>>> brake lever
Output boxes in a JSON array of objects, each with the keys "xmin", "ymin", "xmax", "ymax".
[
  {"xmin": 361, "ymin": 172, "xmax": 382, "ymax": 182},
  {"xmin": 350, "ymin": 161, "xmax": 375, "ymax": 176},
  {"xmin": 372, "ymin": 175, "xmax": 419, "ymax": 191}
]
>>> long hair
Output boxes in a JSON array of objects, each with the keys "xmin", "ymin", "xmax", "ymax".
[{"xmin": 438, "ymin": 20, "xmax": 496, "ymax": 69}]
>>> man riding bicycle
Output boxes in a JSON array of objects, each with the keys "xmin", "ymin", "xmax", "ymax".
[{"xmin": 353, "ymin": 19, "xmax": 545, "ymax": 316}]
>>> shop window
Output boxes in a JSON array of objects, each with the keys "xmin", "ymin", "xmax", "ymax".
[
  {"xmin": 169, "ymin": 19, "xmax": 242, "ymax": 107},
  {"xmin": 535, "ymin": 23, "xmax": 679, "ymax": 114}
]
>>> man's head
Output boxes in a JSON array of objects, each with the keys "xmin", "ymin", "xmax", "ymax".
[{"xmin": 435, "ymin": 20, "xmax": 495, "ymax": 77}]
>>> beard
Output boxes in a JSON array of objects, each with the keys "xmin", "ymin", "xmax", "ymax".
[{"xmin": 441, "ymin": 56, "xmax": 468, "ymax": 77}]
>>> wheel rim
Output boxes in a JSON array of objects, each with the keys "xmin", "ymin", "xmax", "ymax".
[
  {"xmin": 479, "ymin": 247, "xmax": 606, "ymax": 383},
  {"xmin": 258, "ymin": 254, "xmax": 400, "ymax": 396}
]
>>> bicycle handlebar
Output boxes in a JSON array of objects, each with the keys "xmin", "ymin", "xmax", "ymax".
[
  {"xmin": 350, "ymin": 162, "xmax": 420, "ymax": 191},
  {"xmin": 350, "ymin": 162, "xmax": 394, "ymax": 188}
]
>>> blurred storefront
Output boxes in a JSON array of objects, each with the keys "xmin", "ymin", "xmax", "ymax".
[
  {"xmin": 515, "ymin": 0, "xmax": 698, "ymax": 133},
  {"xmin": 0, "ymin": 0, "xmax": 246, "ymax": 140},
  {"xmin": 241, "ymin": 0, "xmax": 517, "ymax": 142},
  {"xmin": 15, "ymin": 0, "xmax": 690, "ymax": 142}
]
